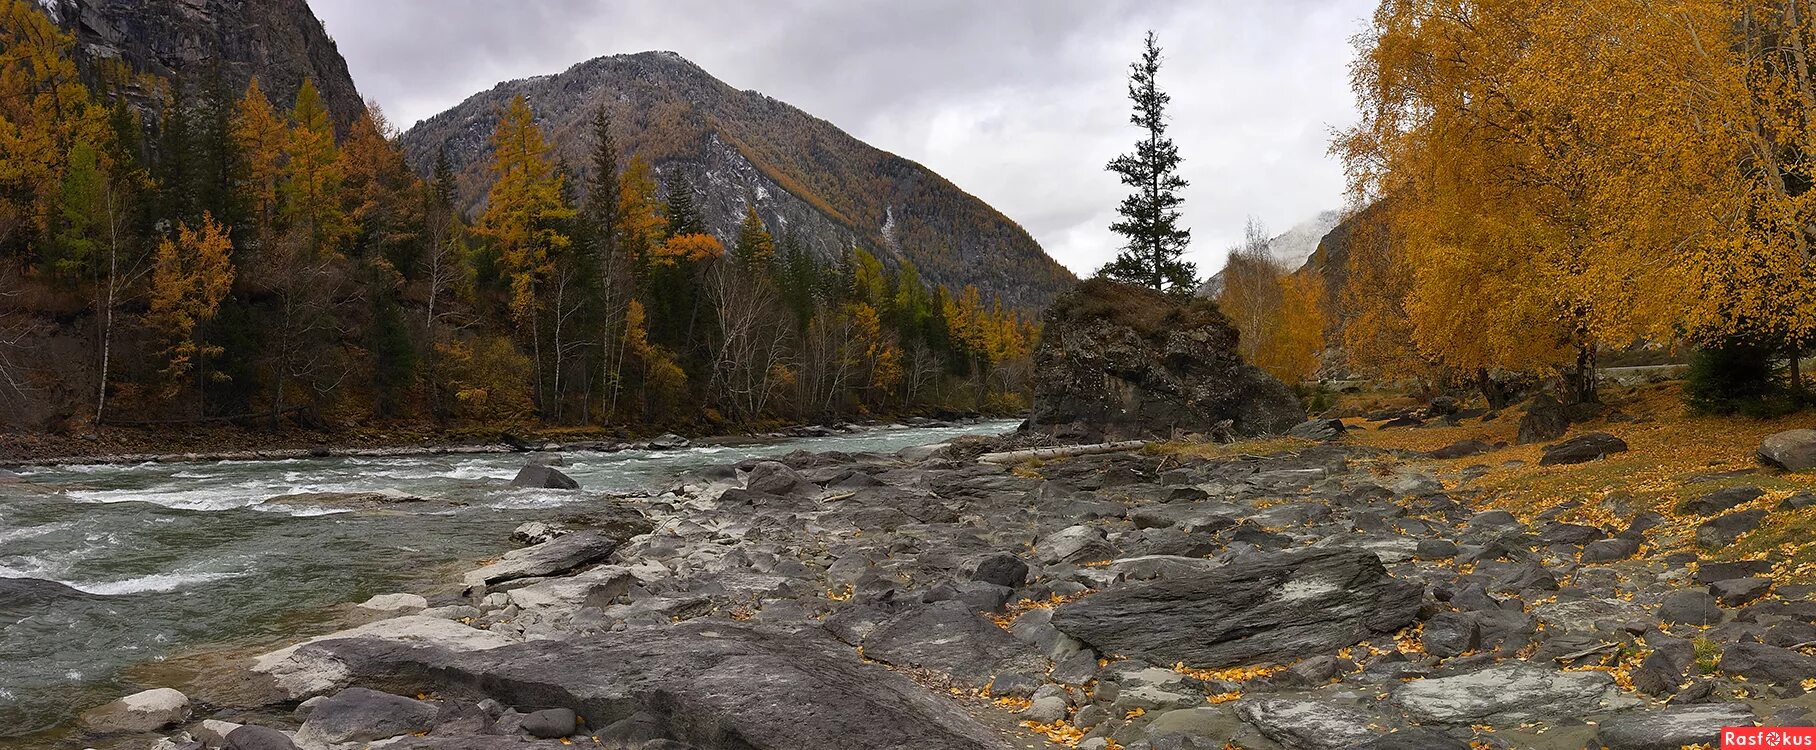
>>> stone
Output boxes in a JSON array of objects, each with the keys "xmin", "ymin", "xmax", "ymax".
[
  {"xmin": 1658, "ymin": 590, "xmax": 1724, "ymax": 626},
  {"xmin": 461, "ymin": 531, "xmax": 620, "ymax": 590},
  {"xmin": 195, "ymin": 719, "xmax": 243, "ymax": 746},
  {"xmin": 1595, "ymin": 703, "xmax": 1757, "ymax": 750},
  {"xmin": 1517, "ymin": 394, "xmax": 1569, "ymax": 445},
  {"xmin": 1696, "ymin": 510, "xmax": 1767, "ymax": 548},
  {"xmin": 744, "ymin": 461, "xmax": 811, "ymax": 496},
  {"xmin": 294, "ymin": 687, "xmax": 438, "ymax": 746},
  {"xmin": 78, "ymin": 687, "xmax": 191, "ymax": 734},
  {"xmin": 1421, "ymin": 611, "xmax": 1480, "ymax": 658},
  {"xmin": 1759, "ymin": 429, "xmax": 1816, "ymax": 471},
  {"xmin": 1539, "ymin": 432, "xmax": 1629, "ymax": 465},
  {"xmin": 1536, "ymin": 522, "xmax": 1604, "ymax": 546},
  {"xmin": 1709, "ymin": 577, "xmax": 1773, "ymax": 607},
  {"xmin": 509, "ymin": 521, "xmax": 566, "ymax": 545},
  {"xmin": 1349, "ymin": 729, "xmax": 1470, "ymax": 750},
  {"xmin": 1415, "ymin": 539, "xmax": 1458, "ymax": 560},
  {"xmin": 252, "ymin": 616, "xmax": 517, "ymax": 699},
  {"xmin": 649, "ymin": 433, "xmax": 690, "ymax": 450},
  {"xmin": 276, "ymin": 620, "xmax": 1014, "ymax": 750},
  {"xmin": 1581, "ymin": 537, "xmax": 1642, "ymax": 562},
  {"xmin": 971, "ymin": 554, "xmax": 1030, "ymax": 589},
  {"xmin": 521, "ymin": 708, "xmax": 578, "ymax": 739},
  {"xmin": 1679, "ymin": 486, "xmax": 1764, "ymax": 516},
  {"xmin": 509, "ymin": 464, "xmax": 579, "ymax": 489},
  {"xmin": 1694, "ymin": 559, "xmax": 1773, "ymax": 584},
  {"xmin": 1232, "ymin": 697, "xmax": 1378, "ymax": 749},
  {"xmin": 1027, "ymin": 278, "xmax": 1304, "ymax": 441},
  {"xmin": 356, "ymin": 593, "xmax": 428, "ymax": 615},
  {"xmin": 1036, "ymin": 525, "xmax": 1116, "ymax": 565},
  {"xmin": 1392, "ymin": 663, "xmax": 1635, "ymax": 724},
  {"xmin": 1719, "ymin": 643, "xmax": 1816, "ymax": 686},
  {"xmin": 1427, "ymin": 440, "xmax": 1492, "ymax": 460},
  {"xmin": 1289, "ymin": 419, "xmax": 1346, "ymax": 442},
  {"xmin": 224, "ymin": 725, "xmax": 301, "ymax": 750},
  {"xmin": 860, "ymin": 601, "xmax": 1042, "ymax": 688},
  {"xmin": 1051, "ymin": 547, "xmax": 1422, "ymax": 669}
]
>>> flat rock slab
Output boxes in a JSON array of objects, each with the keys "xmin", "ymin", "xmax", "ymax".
[
  {"xmin": 1392, "ymin": 663, "xmax": 1637, "ymax": 724},
  {"xmin": 1595, "ymin": 703, "xmax": 1756, "ymax": 750},
  {"xmin": 1051, "ymin": 547, "xmax": 1422, "ymax": 669},
  {"xmin": 287, "ymin": 620, "xmax": 1014, "ymax": 750},
  {"xmin": 253, "ymin": 616, "xmax": 516, "ymax": 699},
  {"xmin": 1233, "ymin": 697, "xmax": 1380, "ymax": 749},
  {"xmin": 859, "ymin": 601, "xmax": 1043, "ymax": 688},
  {"xmin": 462, "ymin": 531, "xmax": 619, "ymax": 590},
  {"xmin": 79, "ymin": 687, "xmax": 191, "ymax": 734}
]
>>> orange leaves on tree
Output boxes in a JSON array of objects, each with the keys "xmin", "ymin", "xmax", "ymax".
[
  {"xmin": 231, "ymin": 78, "xmax": 287, "ymax": 233},
  {"xmin": 146, "ymin": 214, "xmax": 236, "ymax": 390},
  {"xmin": 650, "ymin": 232, "xmax": 724, "ymax": 267},
  {"xmin": 478, "ymin": 95, "xmax": 575, "ymax": 328}
]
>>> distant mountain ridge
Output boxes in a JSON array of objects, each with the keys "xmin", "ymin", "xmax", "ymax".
[
  {"xmin": 396, "ymin": 51, "xmax": 1075, "ymax": 309},
  {"xmin": 1197, "ymin": 209, "xmax": 1344, "ymax": 297}
]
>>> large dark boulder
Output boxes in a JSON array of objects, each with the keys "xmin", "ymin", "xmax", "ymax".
[
  {"xmin": 1516, "ymin": 394, "xmax": 1569, "ymax": 445},
  {"xmin": 1538, "ymin": 433, "xmax": 1628, "ymax": 466},
  {"xmin": 1050, "ymin": 547, "xmax": 1422, "ymax": 668},
  {"xmin": 279, "ymin": 621, "xmax": 1013, "ymax": 750},
  {"xmin": 1027, "ymin": 279, "xmax": 1304, "ymax": 441}
]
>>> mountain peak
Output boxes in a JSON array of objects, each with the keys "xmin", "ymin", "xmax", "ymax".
[{"xmin": 401, "ymin": 52, "xmax": 1073, "ymax": 308}]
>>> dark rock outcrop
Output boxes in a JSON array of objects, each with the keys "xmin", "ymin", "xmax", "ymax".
[
  {"xmin": 1539, "ymin": 432, "xmax": 1628, "ymax": 465},
  {"xmin": 48, "ymin": 0, "xmax": 366, "ymax": 130},
  {"xmin": 1050, "ymin": 547, "xmax": 1420, "ymax": 668},
  {"xmin": 284, "ymin": 621, "xmax": 1014, "ymax": 750},
  {"xmin": 1516, "ymin": 394, "xmax": 1570, "ymax": 445},
  {"xmin": 1028, "ymin": 279, "xmax": 1304, "ymax": 441}
]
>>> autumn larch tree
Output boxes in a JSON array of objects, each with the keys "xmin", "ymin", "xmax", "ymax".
[{"xmin": 1101, "ymin": 30, "xmax": 1195, "ymax": 294}]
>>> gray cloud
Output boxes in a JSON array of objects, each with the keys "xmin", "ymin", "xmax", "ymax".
[{"xmin": 310, "ymin": 0, "xmax": 1373, "ymax": 277}]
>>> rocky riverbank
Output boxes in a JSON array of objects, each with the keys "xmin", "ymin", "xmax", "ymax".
[{"xmin": 61, "ymin": 426, "xmax": 1816, "ymax": 750}]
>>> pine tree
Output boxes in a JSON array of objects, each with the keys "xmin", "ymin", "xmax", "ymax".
[
  {"xmin": 664, "ymin": 171, "xmax": 705, "ymax": 238},
  {"xmin": 1101, "ymin": 31, "xmax": 1195, "ymax": 294}
]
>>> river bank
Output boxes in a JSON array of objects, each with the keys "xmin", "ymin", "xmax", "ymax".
[
  {"xmin": 0, "ymin": 420, "xmax": 1019, "ymax": 746},
  {"xmin": 35, "ymin": 399, "xmax": 1816, "ymax": 750}
]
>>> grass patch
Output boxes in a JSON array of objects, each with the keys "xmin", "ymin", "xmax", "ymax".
[{"xmin": 1149, "ymin": 436, "xmax": 1316, "ymax": 461}]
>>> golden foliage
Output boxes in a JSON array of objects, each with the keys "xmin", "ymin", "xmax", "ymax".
[
  {"xmin": 231, "ymin": 78, "xmax": 287, "ymax": 232},
  {"xmin": 146, "ymin": 214, "xmax": 236, "ymax": 389},
  {"xmin": 479, "ymin": 95, "xmax": 575, "ymax": 328},
  {"xmin": 0, "ymin": 0, "xmax": 109, "ymax": 246},
  {"xmin": 650, "ymin": 232, "xmax": 724, "ymax": 267}
]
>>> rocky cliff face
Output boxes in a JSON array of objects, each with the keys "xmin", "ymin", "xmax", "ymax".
[
  {"xmin": 397, "ymin": 51, "xmax": 1074, "ymax": 309},
  {"xmin": 48, "ymin": 0, "xmax": 366, "ymax": 128},
  {"xmin": 1028, "ymin": 278, "xmax": 1305, "ymax": 441}
]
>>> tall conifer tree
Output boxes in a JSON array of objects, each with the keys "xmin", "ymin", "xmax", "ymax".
[{"xmin": 1101, "ymin": 31, "xmax": 1195, "ymax": 294}]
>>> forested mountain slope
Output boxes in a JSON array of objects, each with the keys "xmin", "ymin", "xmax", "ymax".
[{"xmin": 398, "ymin": 51, "xmax": 1074, "ymax": 309}]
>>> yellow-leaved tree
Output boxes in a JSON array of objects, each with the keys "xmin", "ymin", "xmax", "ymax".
[
  {"xmin": 145, "ymin": 214, "xmax": 236, "ymax": 402},
  {"xmin": 0, "ymin": 0, "xmax": 109, "ymax": 254}
]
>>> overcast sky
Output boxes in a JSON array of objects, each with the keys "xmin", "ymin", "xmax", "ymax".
[{"xmin": 310, "ymin": 0, "xmax": 1374, "ymax": 277}]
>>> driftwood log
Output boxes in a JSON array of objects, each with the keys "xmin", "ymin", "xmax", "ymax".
[{"xmin": 977, "ymin": 440, "xmax": 1148, "ymax": 465}]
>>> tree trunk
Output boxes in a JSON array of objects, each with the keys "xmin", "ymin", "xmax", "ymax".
[
  {"xmin": 1790, "ymin": 343, "xmax": 1805, "ymax": 406},
  {"xmin": 1570, "ymin": 343, "xmax": 1598, "ymax": 405}
]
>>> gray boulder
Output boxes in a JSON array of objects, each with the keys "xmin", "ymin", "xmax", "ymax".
[
  {"xmin": 1759, "ymin": 429, "xmax": 1816, "ymax": 471},
  {"xmin": 510, "ymin": 465, "xmax": 579, "ymax": 490},
  {"xmin": 225, "ymin": 725, "xmax": 301, "ymax": 750},
  {"xmin": 1288, "ymin": 419, "xmax": 1346, "ymax": 442},
  {"xmin": 1393, "ymin": 663, "xmax": 1635, "ymax": 724},
  {"xmin": 294, "ymin": 688, "xmax": 437, "ymax": 746},
  {"xmin": 1680, "ymin": 486, "xmax": 1764, "ymax": 516},
  {"xmin": 1658, "ymin": 590, "xmax": 1723, "ymax": 626},
  {"xmin": 274, "ymin": 620, "xmax": 1014, "ymax": 750},
  {"xmin": 1720, "ymin": 643, "xmax": 1816, "ymax": 686},
  {"xmin": 1050, "ymin": 547, "xmax": 1422, "ymax": 669},
  {"xmin": 971, "ymin": 554, "xmax": 1030, "ymax": 589},
  {"xmin": 78, "ymin": 687, "xmax": 191, "ymax": 734},
  {"xmin": 1709, "ymin": 577, "xmax": 1773, "ymax": 606},
  {"xmin": 1539, "ymin": 432, "xmax": 1628, "ymax": 465},
  {"xmin": 1582, "ymin": 537, "xmax": 1641, "ymax": 562},
  {"xmin": 1516, "ymin": 394, "xmax": 1569, "ymax": 445},
  {"xmin": 1232, "ymin": 697, "xmax": 1378, "ymax": 749},
  {"xmin": 1696, "ymin": 510, "xmax": 1767, "ymax": 548},
  {"xmin": 1595, "ymin": 703, "xmax": 1757, "ymax": 750},
  {"xmin": 521, "ymin": 708, "xmax": 578, "ymax": 739},
  {"xmin": 462, "ymin": 531, "xmax": 620, "ymax": 590}
]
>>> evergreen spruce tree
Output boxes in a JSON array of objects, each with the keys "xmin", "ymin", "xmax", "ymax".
[
  {"xmin": 663, "ymin": 171, "xmax": 705, "ymax": 237},
  {"xmin": 585, "ymin": 109, "xmax": 622, "ymax": 256},
  {"xmin": 1101, "ymin": 31, "xmax": 1195, "ymax": 294}
]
